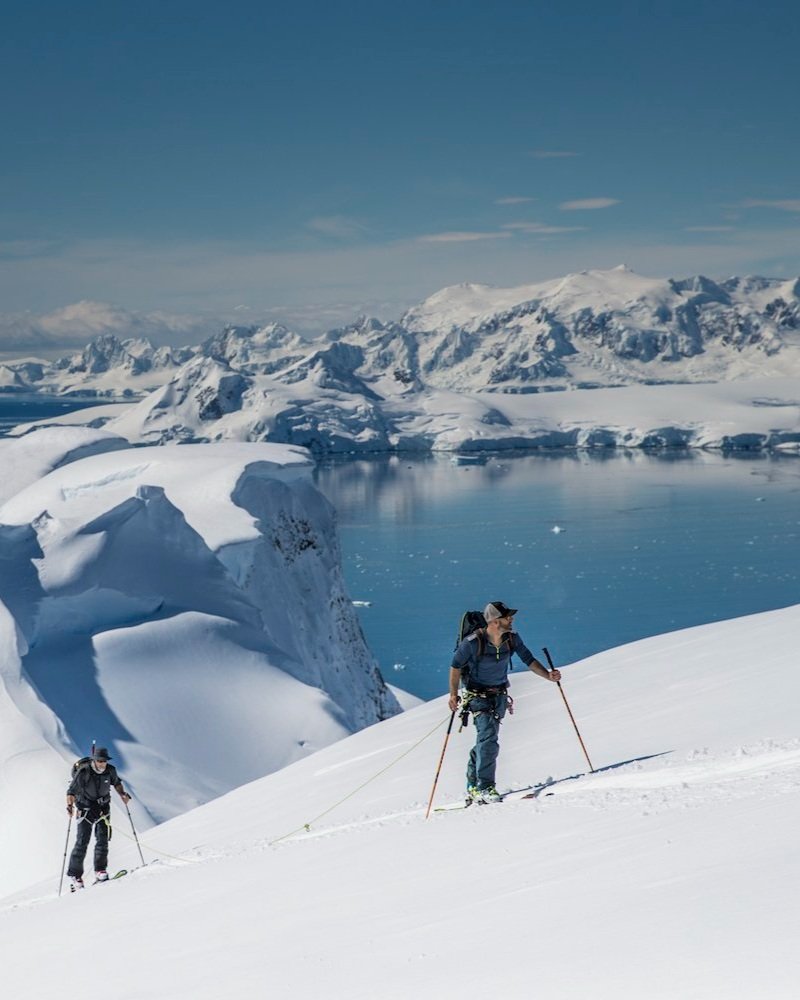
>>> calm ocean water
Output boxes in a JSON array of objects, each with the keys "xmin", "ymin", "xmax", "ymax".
[
  {"xmin": 0, "ymin": 394, "xmax": 106, "ymax": 434},
  {"xmin": 315, "ymin": 452, "xmax": 800, "ymax": 700},
  {"xmin": 4, "ymin": 392, "xmax": 799, "ymax": 703}
]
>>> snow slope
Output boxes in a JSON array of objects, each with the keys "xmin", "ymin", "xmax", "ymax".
[
  {"xmin": 0, "ymin": 441, "xmax": 400, "ymax": 896},
  {"xmin": 2, "ymin": 604, "xmax": 798, "ymax": 999},
  {"xmin": 0, "ymin": 426, "xmax": 130, "ymax": 505}
]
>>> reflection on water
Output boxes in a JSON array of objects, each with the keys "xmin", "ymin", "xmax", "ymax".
[{"xmin": 315, "ymin": 451, "xmax": 800, "ymax": 700}]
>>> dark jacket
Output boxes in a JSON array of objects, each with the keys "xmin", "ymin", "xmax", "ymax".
[
  {"xmin": 451, "ymin": 629, "xmax": 535, "ymax": 689},
  {"xmin": 67, "ymin": 763, "xmax": 121, "ymax": 807}
]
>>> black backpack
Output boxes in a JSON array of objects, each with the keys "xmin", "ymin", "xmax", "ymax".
[
  {"xmin": 455, "ymin": 610, "xmax": 487, "ymax": 655},
  {"xmin": 455, "ymin": 611, "xmax": 488, "ymax": 691},
  {"xmin": 72, "ymin": 756, "xmax": 93, "ymax": 777}
]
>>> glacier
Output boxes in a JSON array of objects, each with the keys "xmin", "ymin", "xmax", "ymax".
[{"xmin": 0, "ymin": 439, "xmax": 400, "ymax": 896}]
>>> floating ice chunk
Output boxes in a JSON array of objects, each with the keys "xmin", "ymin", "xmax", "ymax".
[{"xmin": 551, "ymin": 525, "xmax": 565, "ymax": 534}]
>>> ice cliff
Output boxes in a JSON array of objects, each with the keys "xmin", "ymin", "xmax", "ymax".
[{"xmin": 0, "ymin": 438, "xmax": 399, "ymax": 895}]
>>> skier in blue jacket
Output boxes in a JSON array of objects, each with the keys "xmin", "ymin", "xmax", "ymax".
[{"xmin": 449, "ymin": 601, "xmax": 560, "ymax": 803}]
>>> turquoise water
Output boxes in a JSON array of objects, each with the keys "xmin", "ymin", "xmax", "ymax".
[{"xmin": 315, "ymin": 452, "xmax": 800, "ymax": 700}]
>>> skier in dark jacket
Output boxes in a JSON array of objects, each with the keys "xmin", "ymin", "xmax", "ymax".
[
  {"xmin": 65, "ymin": 747, "xmax": 131, "ymax": 889},
  {"xmin": 449, "ymin": 601, "xmax": 560, "ymax": 803}
]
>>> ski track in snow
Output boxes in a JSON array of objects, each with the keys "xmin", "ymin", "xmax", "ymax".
[
  {"xmin": 9, "ymin": 738, "xmax": 797, "ymax": 915},
  {"xmin": 60, "ymin": 464, "xmax": 152, "ymax": 499},
  {"xmin": 534, "ymin": 740, "xmax": 800, "ymax": 814},
  {"xmin": 253, "ymin": 738, "xmax": 800, "ymax": 848}
]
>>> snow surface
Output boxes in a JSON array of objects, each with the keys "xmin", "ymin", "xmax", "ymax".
[
  {"xmin": 0, "ymin": 439, "xmax": 400, "ymax": 896},
  {"xmin": 1, "ymin": 604, "xmax": 798, "ymax": 998},
  {"xmin": 0, "ymin": 425, "xmax": 130, "ymax": 505}
]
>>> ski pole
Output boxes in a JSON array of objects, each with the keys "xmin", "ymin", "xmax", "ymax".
[
  {"xmin": 425, "ymin": 711, "xmax": 456, "ymax": 819},
  {"xmin": 543, "ymin": 647, "xmax": 595, "ymax": 773},
  {"xmin": 58, "ymin": 811, "xmax": 73, "ymax": 897},
  {"xmin": 124, "ymin": 799, "xmax": 146, "ymax": 867}
]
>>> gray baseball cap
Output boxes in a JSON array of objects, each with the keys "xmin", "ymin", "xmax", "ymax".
[{"xmin": 483, "ymin": 601, "xmax": 518, "ymax": 622}]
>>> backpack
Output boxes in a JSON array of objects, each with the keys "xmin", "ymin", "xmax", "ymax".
[
  {"xmin": 72, "ymin": 756, "xmax": 93, "ymax": 777},
  {"xmin": 454, "ymin": 611, "xmax": 487, "ymax": 691},
  {"xmin": 455, "ymin": 610, "xmax": 487, "ymax": 655}
]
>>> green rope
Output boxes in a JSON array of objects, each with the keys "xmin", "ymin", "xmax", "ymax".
[
  {"xmin": 268, "ymin": 714, "xmax": 450, "ymax": 846},
  {"xmin": 109, "ymin": 814, "xmax": 201, "ymax": 865},
  {"xmin": 74, "ymin": 810, "xmax": 195, "ymax": 866}
]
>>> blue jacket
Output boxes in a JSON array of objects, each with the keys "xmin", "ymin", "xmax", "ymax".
[{"xmin": 451, "ymin": 630, "xmax": 535, "ymax": 689}]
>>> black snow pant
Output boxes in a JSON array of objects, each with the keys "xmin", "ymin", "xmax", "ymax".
[{"xmin": 68, "ymin": 801, "xmax": 110, "ymax": 878}]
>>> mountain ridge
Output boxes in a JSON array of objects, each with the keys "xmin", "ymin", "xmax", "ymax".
[
  {"xmin": 1, "ymin": 267, "xmax": 798, "ymax": 399},
  {"xmin": 4, "ymin": 268, "xmax": 800, "ymax": 455}
]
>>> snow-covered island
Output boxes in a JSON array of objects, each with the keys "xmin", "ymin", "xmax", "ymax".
[
  {"xmin": 0, "ymin": 435, "xmax": 400, "ymax": 897},
  {"xmin": 5, "ymin": 267, "xmax": 800, "ymax": 454}
]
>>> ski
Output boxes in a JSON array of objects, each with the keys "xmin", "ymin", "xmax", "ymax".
[
  {"xmin": 434, "ymin": 796, "xmax": 508, "ymax": 812},
  {"xmin": 434, "ymin": 778, "xmax": 556, "ymax": 812},
  {"xmin": 93, "ymin": 869, "xmax": 128, "ymax": 885},
  {"xmin": 434, "ymin": 798, "xmax": 474, "ymax": 813}
]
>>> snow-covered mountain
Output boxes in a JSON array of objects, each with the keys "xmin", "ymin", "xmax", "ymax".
[
  {"xmin": 199, "ymin": 322, "xmax": 307, "ymax": 375},
  {"xmin": 4, "ymin": 268, "xmax": 800, "ymax": 399},
  {"xmin": 5, "ymin": 268, "xmax": 800, "ymax": 454},
  {"xmin": 2, "ymin": 603, "xmax": 799, "ymax": 998},
  {"xmin": 0, "ymin": 334, "xmax": 197, "ymax": 396},
  {"xmin": 397, "ymin": 267, "xmax": 800, "ymax": 391},
  {"xmin": 0, "ymin": 435, "xmax": 400, "ymax": 896}
]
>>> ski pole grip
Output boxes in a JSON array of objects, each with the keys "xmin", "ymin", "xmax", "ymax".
[{"xmin": 542, "ymin": 647, "xmax": 556, "ymax": 672}]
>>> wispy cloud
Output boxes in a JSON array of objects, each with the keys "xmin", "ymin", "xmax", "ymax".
[
  {"xmin": 530, "ymin": 150, "xmax": 580, "ymax": 159},
  {"xmin": 559, "ymin": 198, "xmax": 620, "ymax": 211},
  {"xmin": 741, "ymin": 199, "xmax": 800, "ymax": 213},
  {"xmin": 502, "ymin": 222, "xmax": 586, "ymax": 235},
  {"xmin": 684, "ymin": 226, "xmax": 736, "ymax": 233},
  {"xmin": 305, "ymin": 215, "xmax": 368, "ymax": 239},
  {"xmin": 416, "ymin": 231, "xmax": 512, "ymax": 243},
  {"xmin": 1, "ymin": 227, "xmax": 798, "ymax": 353},
  {"xmin": 495, "ymin": 196, "xmax": 536, "ymax": 205},
  {"xmin": 0, "ymin": 301, "xmax": 216, "ymax": 352}
]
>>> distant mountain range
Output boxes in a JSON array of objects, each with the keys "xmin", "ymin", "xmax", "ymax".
[
  {"xmin": 3, "ymin": 268, "xmax": 800, "ymax": 454},
  {"xmin": 3, "ymin": 267, "xmax": 800, "ymax": 398}
]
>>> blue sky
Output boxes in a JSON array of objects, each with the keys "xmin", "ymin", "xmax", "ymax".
[{"xmin": 1, "ymin": 0, "xmax": 799, "ymax": 342}]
